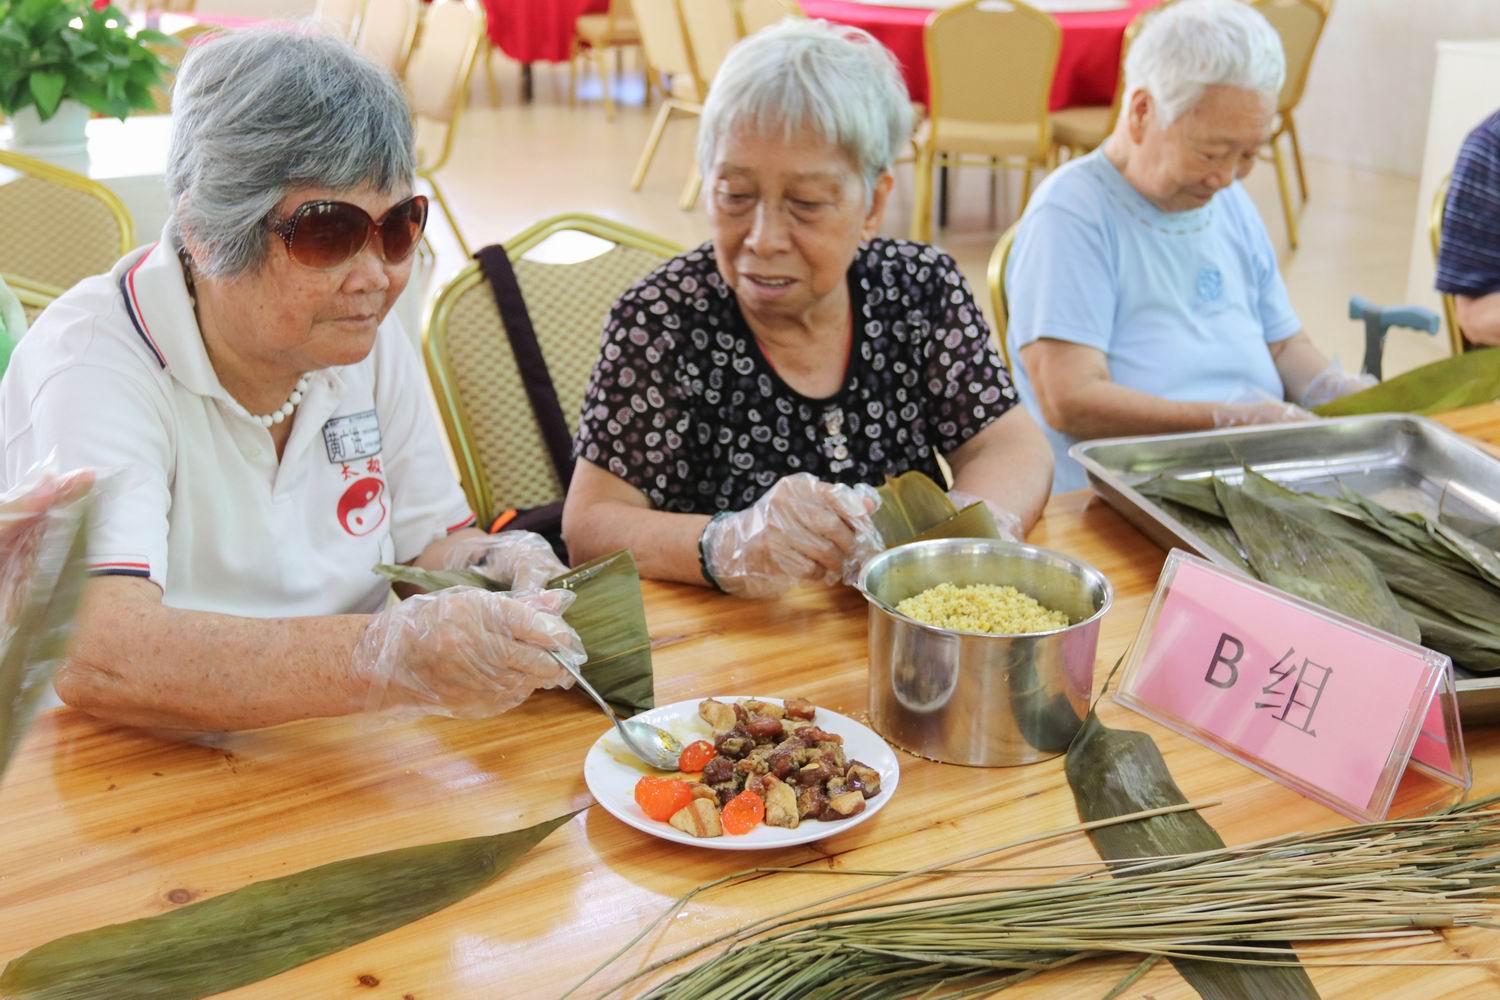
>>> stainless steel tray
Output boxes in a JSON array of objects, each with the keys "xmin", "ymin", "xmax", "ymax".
[{"xmin": 1070, "ymin": 414, "xmax": 1500, "ymax": 724}]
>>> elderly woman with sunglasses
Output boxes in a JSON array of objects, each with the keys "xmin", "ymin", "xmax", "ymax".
[
  {"xmin": 0, "ymin": 30, "xmax": 581, "ymax": 732},
  {"xmin": 563, "ymin": 21, "xmax": 1053, "ymax": 597}
]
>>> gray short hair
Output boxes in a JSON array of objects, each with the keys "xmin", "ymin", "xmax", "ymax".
[
  {"xmin": 1125, "ymin": 0, "xmax": 1285, "ymax": 126},
  {"xmin": 696, "ymin": 19, "xmax": 913, "ymax": 198},
  {"xmin": 166, "ymin": 28, "xmax": 416, "ymax": 277}
]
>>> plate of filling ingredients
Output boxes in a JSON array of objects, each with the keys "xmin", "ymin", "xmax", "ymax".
[{"xmin": 584, "ymin": 696, "xmax": 901, "ymax": 849}]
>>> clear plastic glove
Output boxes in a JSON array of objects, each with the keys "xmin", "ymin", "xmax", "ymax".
[
  {"xmin": 1211, "ymin": 386, "xmax": 1315, "ymax": 428},
  {"xmin": 0, "ymin": 469, "xmax": 96, "ymax": 626},
  {"xmin": 441, "ymin": 530, "xmax": 568, "ymax": 592},
  {"xmin": 945, "ymin": 489, "xmax": 1023, "ymax": 542},
  {"xmin": 702, "ymin": 472, "xmax": 883, "ymax": 599},
  {"xmin": 354, "ymin": 587, "xmax": 585, "ymax": 719},
  {"xmin": 1296, "ymin": 360, "xmax": 1377, "ymax": 409}
]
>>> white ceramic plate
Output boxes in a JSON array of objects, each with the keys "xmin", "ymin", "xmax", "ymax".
[{"xmin": 584, "ymin": 696, "xmax": 901, "ymax": 850}]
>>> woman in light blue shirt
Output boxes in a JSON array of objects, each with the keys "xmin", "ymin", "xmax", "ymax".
[{"xmin": 1006, "ymin": 0, "xmax": 1370, "ymax": 492}]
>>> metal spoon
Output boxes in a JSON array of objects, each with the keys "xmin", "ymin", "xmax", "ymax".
[{"xmin": 550, "ymin": 652, "xmax": 683, "ymax": 770}]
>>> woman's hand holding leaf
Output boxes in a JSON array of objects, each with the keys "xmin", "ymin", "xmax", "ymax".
[{"xmin": 354, "ymin": 588, "xmax": 584, "ymax": 719}]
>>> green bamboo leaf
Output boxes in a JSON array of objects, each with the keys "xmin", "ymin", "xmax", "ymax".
[
  {"xmin": 1156, "ymin": 498, "xmax": 1252, "ymax": 575},
  {"xmin": 1215, "ymin": 476, "xmax": 1421, "ymax": 643},
  {"xmin": 1313, "ymin": 348, "xmax": 1500, "ymax": 417},
  {"xmin": 873, "ymin": 471, "xmax": 957, "ymax": 546},
  {"xmin": 0, "ymin": 497, "xmax": 91, "ymax": 781},
  {"xmin": 373, "ymin": 550, "xmax": 655, "ymax": 716},
  {"xmin": 0, "ymin": 812, "xmax": 577, "ymax": 1000},
  {"xmin": 906, "ymin": 500, "xmax": 1000, "ymax": 544},
  {"xmin": 1065, "ymin": 711, "xmax": 1320, "ymax": 999}
]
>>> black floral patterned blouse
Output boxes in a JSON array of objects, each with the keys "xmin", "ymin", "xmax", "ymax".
[{"xmin": 573, "ymin": 238, "xmax": 1019, "ymax": 514}]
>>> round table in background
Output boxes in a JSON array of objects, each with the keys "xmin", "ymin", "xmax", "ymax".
[
  {"xmin": 481, "ymin": 0, "xmax": 610, "ymax": 65},
  {"xmin": 798, "ymin": 0, "xmax": 1159, "ymax": 109}
]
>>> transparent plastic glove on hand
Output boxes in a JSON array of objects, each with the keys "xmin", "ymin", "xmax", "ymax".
[
  {"xmin": 441, "ymin": 530, "xmax": 568, "ymax": 592},
  {"xmin": 355, "ymin": 588, "xmax": 585, "ymax": 719},
  {"xmin": 945, "ymin": 490, "xmax": 1023, "ymax": 542},
  {"xmin": 1211, "ymin": 386, "xmax": 1315, "ymax": 429},
  {"xmin": 1297, "ymin": 360, "xmax": 1378, "ymax": 410},
  {"xmin": 702, "ymin": 473, "xmax": 881, "ymax": 599}
]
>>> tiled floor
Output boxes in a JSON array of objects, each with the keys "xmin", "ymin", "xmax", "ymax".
[{"xmin": 423, "ymin": 59, "xmax": 1444, "ymax": 379}]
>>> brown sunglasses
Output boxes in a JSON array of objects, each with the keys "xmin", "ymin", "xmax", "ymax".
[{"xmin": 266, "ymin": 194, "xmax": 428, "ymax": 270}]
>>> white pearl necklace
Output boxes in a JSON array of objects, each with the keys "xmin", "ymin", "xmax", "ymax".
[{"xmin": 254, "ymin": 375, "xmax": 311, "ymax": 428}]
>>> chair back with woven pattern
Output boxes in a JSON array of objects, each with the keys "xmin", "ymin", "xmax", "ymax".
[
  {"xmin": 424, "ymin": 215, "xmax": 682, "ymax": 522},
  {"xmin": 985, "ymin": 221, "xmax": 1020, "ymax": 372},
  {"xmin": 357, "ymin": 0, "xmax": 421, "ymax": 76},
  {"xmin": 680, "ymin": 0, "xmax": 741, "ymax": 82},
  {"xmin": 1431, "ymin": 174, "xmax": 1466, "ymax": 356},
  {"xmin": 635, "ymin": 0, "xmax": 705, "ymax": 102},
  {"xmin": 1252, "ymin": 0, "xmax": 1329, "ymax": 115},
  {"xmin": 4, "ymin": 273, "xmax": 55, "ymax": 328},
  {"xmin": 925, "ymin": 0, "xmax": 1061, "ymax": 159},
  {"xmin": 0, "ymin": 152, "xmax": 134, "ymax": 294},
  {"xmin": 314, "ymin": 0, "xmax": 366, "ymax": 40},
  {"xmin": 738, "ymin": 0, "xmax": 800, "ymax": 35},
  {"xmin": 405, "ymin": 0, "xmax": 484, "ymax": 171}
]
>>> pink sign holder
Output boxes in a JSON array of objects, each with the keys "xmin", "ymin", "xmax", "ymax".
[{"xmin": 1116, "ymin": 550, "xmax": 1471, "ymax": 823}]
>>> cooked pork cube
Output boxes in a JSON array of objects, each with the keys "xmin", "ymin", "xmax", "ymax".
[
  {"xmin": 818, "ymin": 790, "xmax": 866, "ymax": 821},
  {"xmin": 795, "ymin": 783, "xmax": 828, "ymax": 820},
  {"xmin": 782, "ymin": 698, "xmax": 816, "ymax": 720},
  {"xmin": 845, "ymin": 761, "xmax": 882, "ymax": 799},
  {"xmin": 763, "ymin": 776, "xmax": 799, "ymax": 829},
  {"xmin": 669, "ymin": 799, "xmax": 723, "ymax": 838},
  {"xmin": 742, "ymin": 699, "xmax": 785, "ymax": 720},
  {"xmin": 698, "ymin": 699, "xmax": 737, "ymax": 734}
]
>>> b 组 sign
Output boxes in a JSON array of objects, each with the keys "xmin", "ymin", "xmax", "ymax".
[{"xmin": 1116, "ymin": 550, "xmax": 1470, "ymax": 822}]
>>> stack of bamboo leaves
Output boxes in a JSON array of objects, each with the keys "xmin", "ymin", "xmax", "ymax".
[
  {"xmin": 1138, "ymin": 468, "xmax": 1500, "ymax": 672},
  {"xmin": 580, "ymin": 790, "xmax": 1500, "ymax": 999}
]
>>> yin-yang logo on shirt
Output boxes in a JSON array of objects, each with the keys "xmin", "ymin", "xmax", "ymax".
[{"xmin": 337, "ymin": 477, "xmax": 388, "ymax": 537}]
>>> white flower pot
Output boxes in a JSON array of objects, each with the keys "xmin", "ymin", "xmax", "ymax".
[{"xmin": 7, "ymin": 100, "xmax": 90, "ymax": 152}]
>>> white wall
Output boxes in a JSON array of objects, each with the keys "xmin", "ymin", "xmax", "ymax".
[{"xmin": 1296, "ymin": 0, "xmax": 1500, "ymax": 179}]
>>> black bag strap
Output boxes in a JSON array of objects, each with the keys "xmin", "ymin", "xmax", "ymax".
[{"xmin": 475, "ymin": 244, "xmax": 574, "ymax": 491}]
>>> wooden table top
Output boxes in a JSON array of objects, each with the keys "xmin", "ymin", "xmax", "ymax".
[{"xmin": 5, "ymin": 407, "xmax": 1500, "ymax": 999}]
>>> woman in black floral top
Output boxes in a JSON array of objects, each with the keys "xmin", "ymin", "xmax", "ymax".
[{"xmin": 562, "ymin": 21, "xmax": 1053, "ymax": 597}]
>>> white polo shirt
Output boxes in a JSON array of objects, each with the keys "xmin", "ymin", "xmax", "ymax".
[{"xmin": 0, "ymin": 229, "xmax": 476, "ymax": 616}]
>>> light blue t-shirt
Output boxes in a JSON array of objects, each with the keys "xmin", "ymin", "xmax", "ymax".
[{"xmin": 1005, "ymin": 150, "xmax": 1301, "ymax": 492}]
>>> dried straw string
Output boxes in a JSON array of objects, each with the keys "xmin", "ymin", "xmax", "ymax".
[{"xmin": 572, "ymin": 796, "xmax": 1500, "ymax": 998}]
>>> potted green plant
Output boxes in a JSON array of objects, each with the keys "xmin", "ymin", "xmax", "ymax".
[{"xmin": 0, "ymin": 0, "xmax": 176, "ymax": 150}]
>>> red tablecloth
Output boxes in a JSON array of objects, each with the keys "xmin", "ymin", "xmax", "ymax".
[
  {"xmin": 482, "ymin": 0, "xmax": 610, "ymax": 64},
  {"xmin": 799, "ymin": 0, "xmax": 1159, "ymax": 109}
]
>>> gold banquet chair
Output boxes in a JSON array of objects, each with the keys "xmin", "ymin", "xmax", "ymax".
[
  {"xmin": 1253, "ymin": 0, "xmax": 1331, "ymax": 251},
  {"xmin": 0, "ymin": 151, "xmax": 134, "ymax": 295},
  {"xmin": 1050, "ymin": 0, "xmax": 1170, "ymax": 157},
  {"xmin": 569, "ymin": 0, "xmax": 642, "ymax": 122},
  {"xmin": 912, "ymin": 0, "xmax": 1061, "ymax": 243},
  {"xmin": 1430, "ymin": 174, "xmax": 1467, "ymax": 357},
  {"xmin": 737, "ymin": 0, "xmax": 802, "ymax": 36},
  {"xmin": 404, "ymin": 0, "xmax": 485, "ymax": 256},
  {"xmin": 314, "ymin": 0, "xmax": 367, "ymax": 40},
  {"xmin": 424, "ymin": 214, "xmax": 681, "ymax": 526},
  {"xmin": 4, "ymin": 273, "xmax": 58, "ymax": 327},
  {"xmin": 631, "ymin": 0, "xmax": 708, "ymax": 211},
  {"xmin": 356, "ymin": 0, "xmax": 422, "ymax": 77},
  {"xmin": 985, "ymin": 221, "xmax": 1020, "ymax": 372},
  {"xmin": 679, "ymin": 0, "xmax": 741, "ymax": 83}
]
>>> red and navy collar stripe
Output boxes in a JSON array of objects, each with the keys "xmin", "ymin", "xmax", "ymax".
[
  {"xmin": 446, "ymin": 513, "xmax": 478, "ymax": 534},
  {"xmin": 118, "ymin": 245, "xmax": 168, "ymax": 370},
  {"xmin": 88, "ymin": 560, "xmax": 152, "ymax": 579}
]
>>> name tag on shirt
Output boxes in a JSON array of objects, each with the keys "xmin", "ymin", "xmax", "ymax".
[{"xmin": 323, "ymin": 410, "xmax": 383, "ymax": 463}]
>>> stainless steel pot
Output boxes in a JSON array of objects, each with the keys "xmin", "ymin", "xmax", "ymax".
[{"xmin": 858, "ymin": 539, "xmax": 1113, "ymax": 767}]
